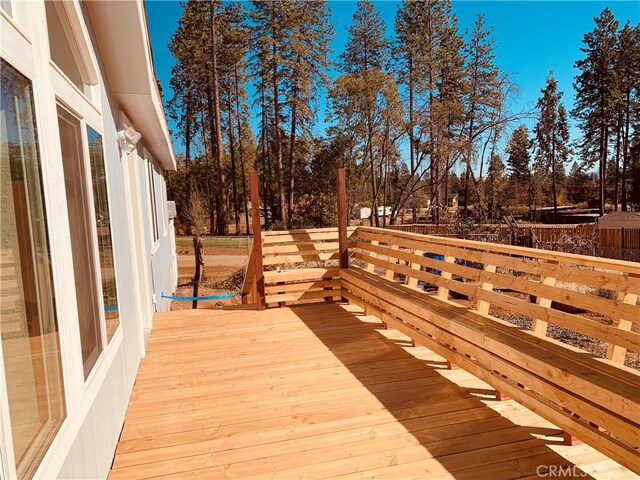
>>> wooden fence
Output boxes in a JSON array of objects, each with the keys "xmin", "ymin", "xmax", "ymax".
[{"xmin": 387, "ymin": 224, "xmax": 640, "ymax": 262}]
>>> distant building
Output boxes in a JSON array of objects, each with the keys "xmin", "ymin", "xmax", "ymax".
[
  {"xmin": 359, "ymin": 206, "xmax": 392, "ymax": 219},
  {"xmin": 598, "ymin": 212, "xmax": 640, "ymax": 229},
  {"xmin": 360, "ymin": 207, "xmax": 371, "ymax": 219}
]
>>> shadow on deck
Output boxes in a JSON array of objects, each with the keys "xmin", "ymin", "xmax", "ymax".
[{"xmin": 109, "ymin": 303, "xmax": 628, "ymax": 479}]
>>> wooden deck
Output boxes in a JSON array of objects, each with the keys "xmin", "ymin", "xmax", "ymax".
[{"xmin": 109, "ymin": 303, "xmax": 635, "ymax": 479}]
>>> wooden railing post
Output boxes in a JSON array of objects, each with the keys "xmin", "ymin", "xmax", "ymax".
[
  {"xmin": 250, "ymin": 172, "xmax": 266, "ymax": 310},
  {"xmin": 531, "ymin": 260, "xmax": 558, "ymax": 336},
  {"xmin": 337, "ymin": 168, "xmax": 349, "ymax": 269},
  {"xmin": 385, "ymin": 244, "xmax": 399, "ymax": 280},
  {"xmin": 365, "ymin": 240, "xmax": 379, "ymax": 272},
  {"xmin": 476, "ymin": 263, "xmax": 496, "ymax": 315},
  {"xmin": 406, "ymin": 249, "xmax": 423, "ymax": 288},
  {"xmin": 606, "ymin": 291, "xmax": 638, "ymax": 363},
  {"xmin": 436, "ymin": 256, "xmax": 455, "ymax": 300}
]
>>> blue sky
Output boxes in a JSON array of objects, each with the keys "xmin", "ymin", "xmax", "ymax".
[{"xmin": 146, "ymin": 0, "xmax": 639, "ymax": 161}]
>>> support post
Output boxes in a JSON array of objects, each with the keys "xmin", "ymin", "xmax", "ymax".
[
  {"xmin": 337, "ymin": 167, "xmax": 349, "ymax": 269},
  {"xmin": 192, "ymin": 236, "xmax": 204, "ymax": 309},
  {"xmin": 606, "ymin": 292, "xmax": 638, "ymax": 363},
  {"xmin": 250, "ymin": 172, "xmax": 266, "ymax": 310}
]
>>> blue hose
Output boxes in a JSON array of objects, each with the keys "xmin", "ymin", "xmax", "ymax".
[{"xmin": 161, "ymin": 293, "xmax": 238, "ymax": 301}]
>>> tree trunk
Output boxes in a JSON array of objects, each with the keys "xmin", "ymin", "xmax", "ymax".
[
  {"xmin": 271, "ymin": 4, "xmax": 287, "ymax": 226},
  {"xmin": 463, "ymin": 107, "xmax": 475, "ymax": 216},
  {"xmin": 209, "ymin": 2, "xmax": 228, "ymax": 235},
  {"xmin": 227, "ymin": 96, "xmax": 240, "ymax": 235},
  {"xmin": 202, "ymin": 85, "xmax": 216, "ymax": 235},
  {"xmin": 599, "ymin": 123, "xmax": 607, "ymax": 216},
  {"xmin": 408, "ymin": 53, "xmax": 417, "ymax": 223},
  {"xmin": 551, "ymin": 127, "xmax": 557, "ymax": 216},
  {"xmin": 614, "ymin": 106, "xmax": 622, "ymax": 212},
  {"xmin": 622, "ymin": 89, "xmax": 630, "ymax": 211},
  {"xmin": 184, "ymin": 89, "xmax": 192, "ymax": 236},
  {"xmin": 287, "ymin": 77, "xmax": 298, "ymax": 229},
  {"xmin": 234, "ymin": 65, "xmax": 250, "ymax": 234}
]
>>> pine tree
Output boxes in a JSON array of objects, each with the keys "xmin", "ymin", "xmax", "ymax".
[
  {"xmin": 505, "ymin": 125, "xmax": 532, "ymax": 209},
  {"xmin": 394, "ymin": 0, "xmax": 466, "ymax": 221},
  {"xmin": 283, "ymin": 1, "xmax": 333, "ymax": 228},
  {"xmin": 340, "ymin": 0, "xmax": 389, "ymax": 73},
  {"xmin": 331, "ymin": 0, "xmax": 392, "ymax": 226},
  {"xmin": 251, "ymin": 0, "xmax": 291, "ymax": 226},
  {"xmin": 566, "ymin": 162, "xmax": 591, "ymax": 204},
  {"xmin": 486, "ymin": 153, "xmax": 507, "ymax": 220},
  {"xmin": 219, "ymin": 1, "xmax": 251, "ymax": 234},
  {"xmin": 572, "ymin": 8, "xmax": 619, "ymax": 216},
  {"xmin": 461, "ymin": 15, "xmax": 501, "ymax": 218},
  {"xmin": 615, "ymin": 22, "xmax": 640, "ymax": 211},
  {"xmin": 169, "ymin": 1, "xmax": 225, "ymax": 234},
  {"xmin": 534, "ymin": 72, "xmax": 570, "ymax": 215},
  {"xmin": 629, "ymin": 129, "xmax": 640, "ymax": 208}
]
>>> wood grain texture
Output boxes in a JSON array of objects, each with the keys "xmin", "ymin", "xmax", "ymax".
[{"xmin": 107, "ymin": 304, "xmax": 623, "ymax": 480}]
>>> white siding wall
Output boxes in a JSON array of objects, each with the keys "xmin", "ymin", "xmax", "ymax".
[{"xmin": 0, "ymin": 1, "xmax": 176, "ymax": 478}]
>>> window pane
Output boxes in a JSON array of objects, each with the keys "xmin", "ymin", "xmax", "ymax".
[
  {"xmin": 86, "ymin": 127, "xmax": 119, "ymax": 341},
  {"xmin": 147, "ymin": 160, "xmax": 159, "ymax": 243},
  {"xmin": 57, "ymin": 105, "xmax": 103, "ymax": 378},
  {"xmin": 0, "ymin": 59, "xmax": 66, "ymax": 479},
  {"xmin": 45, "ymin": 2, "xmax": 84, "ymax": 91},
  {"xmin": 0, "ymin": 0, "xmax": 12, "ymax": 17}
]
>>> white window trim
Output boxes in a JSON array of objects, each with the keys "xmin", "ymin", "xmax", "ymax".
[
  {"xmin": 85, "ymin": 120, "xmax": 123, "ymax": 347},
  {"xmin": 48, "ymin": 1, "xmax": 99, "ymax": 86},
  {"xmin": 144, "ymin": 149, "xmax": 161, "ymax": 252},
  {"xmin": 160, "ymin": 173, "xmax": 169, "ymax": 237},
  {"xmin": 0, "ymin": 5, "xmax": 30, "ymax": 44},
  {"xmin": 55, "ymin": 103, "xmax": 110, "ymax": 387}
]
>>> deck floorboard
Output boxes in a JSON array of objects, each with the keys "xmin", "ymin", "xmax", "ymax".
[{"xmin": 109, "ymin": 303, "xmax": 634, "ymax": 479}]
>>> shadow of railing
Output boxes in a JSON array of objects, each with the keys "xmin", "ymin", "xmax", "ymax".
[{"xmin": 289, "ymin": 302, "xmax": 592, "ymax": 479}]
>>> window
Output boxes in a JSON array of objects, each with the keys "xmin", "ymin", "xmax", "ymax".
[
  {"xmin": 0, "ymin": 59, "xmax": 66, "ymax": 480},
  {"xmin": 44, "ymin": 2, "xmax": 96, "ymax": 96},
  {"xmin": 57, "ymin": 105, "xmax": 103, "ymax": 378},
  {"xmin": 160, "ymin": 173, "xmax": 169, "ymax": 233},
  {"xmin": 86, "ymin": 127, "xmax": 119, "ymax": 342},
  {"xmin": 146, "ymin": 159, "xmax": 159, "ymax": 244},
  {"xmin": 0, "ymin": 0, "xmax": 12, "ymax": 17}
]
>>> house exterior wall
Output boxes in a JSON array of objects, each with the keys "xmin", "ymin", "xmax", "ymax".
[{"xmin": 0, "ymin": 1, "xmax": 176, "ymax": 478}]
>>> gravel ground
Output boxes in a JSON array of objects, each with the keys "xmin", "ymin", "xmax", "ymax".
[{"xmin": 453, "ymin": 292, "xmax": 639, "ymax": 370}]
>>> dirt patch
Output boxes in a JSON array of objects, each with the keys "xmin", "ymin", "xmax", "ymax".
[
  {"xmin": 177, "ymin": 247, "xmax": 250, "ymax": 256},
  {"xmin": 170, "ymin": 284, "xmax": 242, "ymax": 311},
  {"xmin": 172, "ymin": 264, "xmax": 245, "ymax": 311}
]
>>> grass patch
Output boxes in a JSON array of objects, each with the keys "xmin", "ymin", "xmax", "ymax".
[{"xmin": 176, "ymin": 236, "xmax": 250, "ymax": 249}]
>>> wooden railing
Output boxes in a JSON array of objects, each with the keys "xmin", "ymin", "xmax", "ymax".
[
  {"xmin": 259, "ymin": 227, "xmax": 356, "ymax": 306},
  {"xmin": 351, "ymin": 226, "xmax": 639, "ymax": 362},
  {"xmin": 342, "ymin": 226, "xmax": 640, "ymax": 473},
  {"xmin": 389, "ymin": 223, "xmax": 640, "ymax": 261}
]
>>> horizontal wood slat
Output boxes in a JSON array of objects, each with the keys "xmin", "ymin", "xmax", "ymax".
[
  {"xmin": 266, "ymin": 289, "xmax": 342, "ymax": 304},
  {"xmin": 264, "ymin": 268, "xmax": 340, "ymax": 284},
  {"xmin": 353, "ymin": 227, "xmax": 640, "ymax": 357},
  {"xmin": 359, "ymin": 226, "xmax": 640, "ymax": 274}
]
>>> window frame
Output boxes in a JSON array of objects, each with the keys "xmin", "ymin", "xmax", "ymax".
[
  {"xmin": 56, "ymin": 103, "xmax": 107, "ymax": 382},
  {"xmin": 144, "ymin": 149, "xmax": 160, "ymax": 248},
  {"xmin": 0, "ymin": 57, "xmax": 68, "ymax": 480},
  {"xmin": 85, "ymin": 123, "xmax": 122, "ymax": 344},
  {"xmin": 44, "ymin": 1, "xmax": 99, "ymax": 103},
  {"xmin": 160, "ymin": 172, "xmax": 169, "ymax": 236}
]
